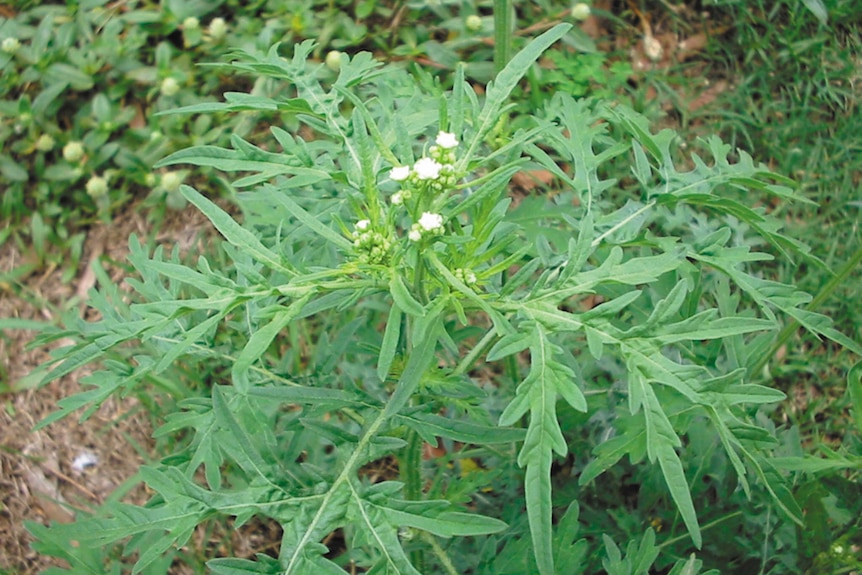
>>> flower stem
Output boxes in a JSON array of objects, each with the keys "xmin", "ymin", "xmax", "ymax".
[{"xmin": 494, "ymin": 0, "xmax": 513, "ymax": 73}]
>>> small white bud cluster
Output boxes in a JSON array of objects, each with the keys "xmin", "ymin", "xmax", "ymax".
[
  {"xmin": 453, "ymin": 268, "xmax": 478, "ymax": 285},
  {"xmin": 388, "ymin": 131, "xmax": 460, "ymax": 204},
  {"xmin": 352, "ymin": 219, "xmax": 392, "ymax": 264},
  {"xmin": 408, "ymin": 212, "xmax": 444, "ymax": 242}
]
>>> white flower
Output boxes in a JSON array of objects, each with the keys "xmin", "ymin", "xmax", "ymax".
[
  {"xmin": 418, "ymin": 212, "xmax": 443, "ymax": 232},
  {"xmin": 356, "ymin": 219, "xmax": 370, "ymax": 231},
  {"xmin": 408, "ymin": 229, "xmax": 422, "ymax": 242},
  {"xmin": 390, "ymin": 166, "xmax": 410, "ymax": 181},
  {"xmin": 435, "ymin": 131, "xmax": 458, "ymax": 149},
  {"xmin": 413, "ymin": 157, "xmax": 442, "ymax": 180},
  {"xmin": 391, "ymin": 192, "xmax": 403, "ymax": 205}
]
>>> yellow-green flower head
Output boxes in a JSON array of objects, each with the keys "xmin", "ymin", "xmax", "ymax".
[
  {"xmin": 571, "ymin": 3, "xmax": 591, "ymax": 21},
  {"xmin": 465, "ymin": 15, "xmax": 482, "ymax": 32},
  {"xmin": 183, "ymin": 17, "xmax": 200, "ymax": 30},
  {"xmin": 161, "ymin": 171, "xmax": 183, "ymax": 193},
  {"xmin": 86, "ymin": 175, "xmax": 108, "ymax": 198},
  {"xmin": 1, "ymin": 38, "xmax": 21, "ymax": 54},
  {"xmin": 160, "ymin": 77, "xmax": 180, "ymax": 97},
  {"xmin": 208, "ymin": 17, "xmax": 227, "ymax": 40},
  {"xmin": 35, "ymin": 134, "xmax": 55, "ymax": 152},
  {"xmin": 63, "ymin": 141, "xmax": 85, "ymax": 163}
]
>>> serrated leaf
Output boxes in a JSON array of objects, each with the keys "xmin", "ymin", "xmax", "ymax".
[
  {"xmin": 460, "ymin": 23, "xmax": 571, "ymax": 166},
  {"xmin": 397, "ymin": 411, "xmax": 526, "ymax": 445}
]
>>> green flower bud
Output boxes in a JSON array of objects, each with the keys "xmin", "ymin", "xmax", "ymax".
[
  {"xmin": 571, "ymin": 3, "xmax": 591, "ymax": 21},
  {"xmin": 86, "ymin": 175, "xmax": 108, "ymax": 198},
  {"xmin": 35, "ymin": 134, "xmax": 55, "ymax": 152},
  {"xmin": 183, "ymin": 17, "xmax": 200, "ymax": 30},
  {"xmin": 465, "ymin": 15, "xmax": 482, "ymax": 32},
  {"xmin": 63, "ymin": 141, "xmax": 85, "ymax": 163}
]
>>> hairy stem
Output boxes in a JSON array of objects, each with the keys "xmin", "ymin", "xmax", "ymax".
[{"xmin": 421, "ymin": 531, "xmax": 459, "ymax": 575}]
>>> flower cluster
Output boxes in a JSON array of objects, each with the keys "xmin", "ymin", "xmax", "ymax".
[
  {"xmin": 453, "ymin": 268, "xmax": 478, "ymax": 286},
  {"xmin": 352, "ymin": 219, "xmax": 392, "ymax": 264},
  {"xmin": 388, "ymin": 131, "xmax": 460, "ymax": 201},
  {"xmin": 408, "ymin": 212, "xmax": 444, "ymax": 242}
]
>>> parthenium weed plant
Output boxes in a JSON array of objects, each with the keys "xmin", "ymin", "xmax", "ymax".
[{"xmin": 26, "ymin": 24, "xmax": 862, "ymax": 574}]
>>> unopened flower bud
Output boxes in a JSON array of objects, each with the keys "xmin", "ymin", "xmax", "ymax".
[
  {"xmin": 183, "ymin": 17, "xmax": 200, "ymax": 30},
  {"xmin": 325, "ymin": 50, "xmax": 342, "ymax": 72},
  {"xmin": 465, "ymin": 15, "xmax": 482, "ymax": 32}
]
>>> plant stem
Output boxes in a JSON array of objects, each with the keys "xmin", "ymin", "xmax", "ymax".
[
  {"xmin": 494, "ymin": 0, "xmax": 513, "ymax": 73},
  {"xmin": 402, "ymin": 429, "xmax": 425, "ymax": 570},
  {"xmin": 752, "ymin": 241, "xmax": 862, "ymax": 378},
  {"xmin": 657, "ymin": 510, "xmax": 743, "ymax": 549},
  {"xmin": 421, "ymin": 531, "xmax": 459, "ymax": 575},
  {"xmin": 453, "ymin": 328, "xmax": 497, "ymax": 376}
]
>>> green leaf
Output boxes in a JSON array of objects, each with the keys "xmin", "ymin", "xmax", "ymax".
[
  {"xmin": 158, "ymin": 93, "xmax": 316, "ymax": 115},
  {"xmin": 377, "ymin": 305, "xmax": 402, "ymax": 381},
  {"xmin": 397, "ymin": 411, "xmax": 526, "ymax": 445},
  {"xmin": 389, "ymin": 273, "xmax": 425, "ymax": 317},
  {"xmin": 850, "ymin": 361, "xmax": 862, "ymax": 435},
  {"xmin": 181, "ymin": 186, "xmax": 297, "ymax": 276},
  {"xmin": 259, "ymin": 184, "xmax": 352, "ymax": 250},
  {"xmin": 460, "ymin": 23, "xmax": 571, "ymax": 166},
  {"xmin": 381, "ymin": 504, "xmax": 507, "ymax": 537}
]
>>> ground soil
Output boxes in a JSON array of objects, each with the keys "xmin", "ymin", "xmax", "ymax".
[{"xmin": 0, "ymin": 204, "xmax": 213, "ymax": 574}]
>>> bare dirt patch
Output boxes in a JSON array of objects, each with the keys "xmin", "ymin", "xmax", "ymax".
[{"xmin": 0, "ymin": 203, "xmax": 214, "ymax": 574}]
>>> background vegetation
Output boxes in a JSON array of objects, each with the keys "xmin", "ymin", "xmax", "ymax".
[{"xmin": 1, "ymin": 0, "xmax": 859, "ymax": 573}]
